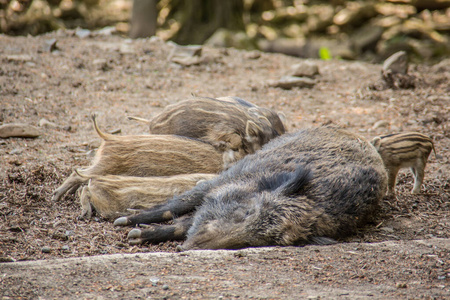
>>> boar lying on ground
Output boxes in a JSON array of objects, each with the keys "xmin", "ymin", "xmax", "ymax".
[
  {"xmin": 77, "ymin": 172, "xmax": 217, "ymax": 219},
  {"xmin": 114, "ymin": 126, "xmax": 387, "ymax": 250},
  {"xmin": 52, "ymin": 114, "xmax": 223, "ymax": 201},
  {"xmin": 371, "ymin": 132, "xmax": 438, "ymax": 195},
  {"xmin": 128, "ymin": 96, "xmax": 286, "ymax": 168}
]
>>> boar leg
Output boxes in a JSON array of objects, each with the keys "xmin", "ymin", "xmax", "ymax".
[
  {"xmin": 127, "ymin": 215, "xmax": 193, "ymax": 245},
  {"xmin": 386, "ymin": 167, "xmax": 399, "ymax": 196},
  {"xmin": 79, "ymin": 186, "xmax": 93, "ymax": 219},
  {"xmin": 114, "ymin": 182, "xmax": 211, "ymax": 226},
  {"xmin": 411, "ymin": 160, "xmax": 426, "ymax": 194},
  {"xmin": 52, "ymin": 171, "xmax": 87, "ymax": 201}
]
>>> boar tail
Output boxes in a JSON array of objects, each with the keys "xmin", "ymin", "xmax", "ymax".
[{"xmin": 91, "ymin": 113, "xmax": 114, "ymax": 141}]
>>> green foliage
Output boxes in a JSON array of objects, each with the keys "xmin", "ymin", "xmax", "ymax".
[{"xmin": 319, "ymin": 47, "xmax": 332, "ymax": 60}]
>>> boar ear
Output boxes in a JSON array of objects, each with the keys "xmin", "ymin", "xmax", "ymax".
[
  {"xmin": 277, "ymin": 111, "xmax": 287, "ymax": 124},
  {"xmin": 245, "ymin": 120, "xmax": 262, "ymax": 138},
  {"xmin": 280, "ymin": 167, "xmax": 311, "ymax": 197},
  {"xmin": 258, "ymin": 171, "xmax": 296, "ymax": 192},
  {"xmin": 371, "ymin": 137, "xmax": 381, "ymax": 150}
]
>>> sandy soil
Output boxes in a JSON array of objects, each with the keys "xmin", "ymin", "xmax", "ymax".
[{"xmin": 0, "ymin": 31, "xmax": 449, "ymax": 298}]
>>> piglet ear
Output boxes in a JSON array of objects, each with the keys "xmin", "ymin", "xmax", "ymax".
[
  {"xmin": 245, "ymin": 120, "xmax": 262, "ymax": 138},
  {"xmin": 280, "ymin": 167, "xmax": 311, "ymax": 197},
  {"xmin": 371, "ymin": 137, "xmax": 381, "ymax": 150}
]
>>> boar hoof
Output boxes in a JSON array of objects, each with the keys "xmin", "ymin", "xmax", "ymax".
[
  {"xmin": 175, "ymin": 245, "xmax": 185, "ymax": 252},
  {"xmin": 113, "ymin": 217, "xmax": 130, "ymax": 226},
  {"xmin": 127, "ymin": 229, "xmax": 143, "ymax": 245},
  {"xmin": 127, "ymin": 228, "xmax": 142, "ymax": 239}
]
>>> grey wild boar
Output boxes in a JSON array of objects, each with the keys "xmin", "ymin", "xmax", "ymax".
[
  {"xmin": 128, "ymin": 96, "xmax": 286, "ymax": 168},
  {"xmin": 52, "ymin": 114, "xmax": 223, "ymax": 202},
  {"xmin": 114, "ymin": 126, "xmax": 387, "ymax": 250},
  {"xmin": 77, "ymin": 172, "xmax": 217, "ymax": 219},
  {"xmin": 371, "ymin": 132, "xmax": 438, "ymax": 195}
]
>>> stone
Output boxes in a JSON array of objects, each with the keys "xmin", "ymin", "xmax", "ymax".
[
  {"xmin": 39, "ymin": 118, "xmax": 59, "ymax": 128},
  {"xmin": 0, "ymin": 123, "xmax": 41, "ymax": 138},
  {"xmin": 290, "ymin": 61, "xmax": 320, "ymax": 78},
  {"xmin": 44, "ymin": 38, "xmax": 58, "ymax": 52},
  {"xmin": 372, "ymin": 120, "xmax": 390, "ymax": 129},
  {"xmin": 383, "ymin": 51, "xmax": 408, "ymax": 74},
  {"xmin": 268, "ymin": 76, "xmax": 316, "ymax": 89},
  {"xmin": 75, "ymin": 29, "xmax": 91, "ymax": 39}
]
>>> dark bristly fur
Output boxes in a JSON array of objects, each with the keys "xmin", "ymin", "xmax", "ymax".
[
  {"xmin": 52, "ymin": 114, "xmax": 223, "ymax": 201},
  {"xmin": 128, "ymin": 96, "xmax": 286, "ymax": 168},
  {"xmin": 371, "ymin": 132, "xmax": 437, "ymax": 195},
  {"xmin": 115, "ymin": 126, "xmax": 387, "ymax": 250}
]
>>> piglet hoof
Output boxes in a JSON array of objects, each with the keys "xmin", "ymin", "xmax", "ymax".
[
  {"xmin": 127, "ymin": 229, "xmax": 142, "ymax": 245},
  {"xmin": 113, "ymin": 217, "xmax": 130, "ymax": 226},
  {"xmin": 175, "ymin": 245, "xmax": 185, "ymax": 252},
  {"xmin": 411, "ymin": 190, "xmax": 420, "ymax": 195}
]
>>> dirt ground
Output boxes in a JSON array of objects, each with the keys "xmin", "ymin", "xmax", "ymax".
[{"xmin": 0, "ymin": 30, "xmax": 449, "ymax": 299}]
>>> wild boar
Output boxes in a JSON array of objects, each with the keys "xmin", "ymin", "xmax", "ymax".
[
  {"xmin": 52, "ymin": 114, "xmax": 223, "ymax": 202},
  {"xmin": 371, "ymin": 132, "xmax": 438, "ymax": 195},
  {"xmin": 114, "ymin": 126, "xmax": 387, "ymax": 250},
  {"xmin": 77, "ymin": 171, "xmax": 217, "ymax": 219},
  {"xmin": 128, "ymin": 96, "xmax": 286, "ymax": 168}
]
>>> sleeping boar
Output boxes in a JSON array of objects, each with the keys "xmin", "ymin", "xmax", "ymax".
[
  {"xmin": 114, "ymin": 126, "xmax": 387, "ymax": 250},
  {"xmin": 77, "ymin": 171, "xmax": 217, "ymax": 219},
  {"xmin": 128, "ymin": 96, "xmax": 286, "ymax": 168},
  {"xmin": 371, "ymin": 132, "xmax": 438, "ymax": 195},
  {"xmin": 52, "ymin": 114, "xmax": 223, "ymax": 202}
]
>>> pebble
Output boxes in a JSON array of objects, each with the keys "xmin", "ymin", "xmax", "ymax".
[
  {"xmin": 75, "ymin": 29, "xmax": 91, "ymax": 39},
  {"xmin": 383, "ymin": 51, "xmax": 408, "ymax": 74},
  {"xmin": 39, "ymin": 118, "xmax": 59, "ymax": 128},
  {"xmin": 9, "ymin": 148, "xmax": 23, "ymax": 155},
  {"xmin": 61, "ymin": 245, "xmax": 70, "ymax": 252},
  {"xmin": 396, "ymin": 282, "xmax": 408, "ymax": 288},
  {"xmin": 162, "ymin": 284, "xmax": 169, "ymax": 290},
  {"xmin": 267, "ymin": 76, "xmax": 316, "ymax": 89},
  {"xmin": 372, "ymin": 120, "xmax": 389, "ymax": 129},
  {"xmin": 44, "ymin": 38, "xmax": 58, "ymax": 52},
  {"xmin": 65, "ymin": 230, "xmax": 74, "ymax": 237},
  {"xmin": 290, "ymin": 61, "xmax": 320, "ymax": 78},
  {"xmin": 41, "ymin": 246, "xmax": 51, "ymax": 253}
]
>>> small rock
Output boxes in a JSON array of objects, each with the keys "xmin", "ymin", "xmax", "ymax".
[
  {"xmin": 162, "ymin": 284, "xmax": 169, "ymax": 290},
  {"xmin": 0, "ymin": 123, "xmax": 41, "ymax": 138},
  {"xmin": 396, "ymin": 282, "xmax": 407, "ymax": 289},
  {"xmin": 61, "ymin": 245, "xmax": 70, "ymax": 252},
  {"xmin": 372, "ymin": 120, "xmax": 389, "ymax": 129},
  {"xmin": 75, "ymin": 29, "xmax": 91, "ymax": 39},
  {"xmin": 65, "ymin": 230, "xmax": 74, "ymax": 237},
  {"xmin": 150, "ymin": 278, "xmax": 160, "ymax": 286},
  {"xmin": 168, "ymin": 43, "xmax": 202, "ymax": 60},
  {"xmin": 380, "ymin": 227, "xmax": 394, "ymax": 233},
  {"xmin": 39, "ymin": 118, "xmax": 59, "ymax": 128},
  {"xmin": 290, "ymin": 61, "xmax": 320, "ymax": 78},
  {"xmin": 171, "ymin": 56, "xmax": 204, "ymax": 66},
  {"xmin": 96, "ymin": 26, "xmax": 117, "ymax": 36},
  {"xmin": 44, "ymin": 38, "xmax": 58, "ymax": 52},
  {"xmin": 383, "ymin": 51, "xmax": 408, "ymax": 74},
  {"xmin": 245, "ymin": 50, "xmax": 261, "ymax": 60},
  {"xmin": 3, "ymin": 54, "xmax": 33, "ymax": 62},
  {"xmin": 268, "ymin": 76, "xmax": 316, "ymax": 89},
  {"xmin": 41, "ymin": 246, "xmax": 51, "ymax": 253},
  {"xmin": 9, "ymin": 148, "xmax": 23, "ymax": 155}
]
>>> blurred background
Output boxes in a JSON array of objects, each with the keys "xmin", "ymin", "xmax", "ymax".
[{"xmin": 1, "ymin": 0, "xmax": 449, "ymax": 62}]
